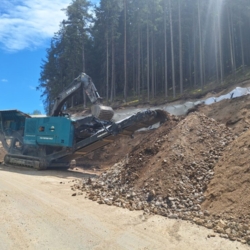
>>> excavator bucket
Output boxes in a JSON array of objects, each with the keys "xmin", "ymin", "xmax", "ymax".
[{"xmin": 91, "ymin": 104, "xmax": 114, "ymax": 121}]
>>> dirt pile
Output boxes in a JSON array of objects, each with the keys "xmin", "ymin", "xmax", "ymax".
[
  {"xmin": 75, "ymin": 132, "xmax": 148, "ymax": 171},
  {"xmin": 75, "ymin": 111, "xmax": 170, "ymax": 170},
  {"xmin": 202, "ymin": 129, "xmax": 250, "ymax": 227},
  {"xmin": 195, "ymin": 94, "xmax": 250, "ymax": 136},
  {"xmin": 73, "ymin": 112, "xmax": 250, "ymax": 244}
]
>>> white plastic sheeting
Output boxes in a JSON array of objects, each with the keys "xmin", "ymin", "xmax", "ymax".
[
  {"xmin": 203, "ymin": 87, "xmax": 250, "ymax": 105},
  {"xmin": 114, "ymin": 86, "xmax": 250, "ymax": 122},
  {"xmin": 163, "ymin": 101, "xmax": 195, "ymax": 116},
  {"xmin": 161, "ymin": 86, "xmax": 250, "ymax": 116}
]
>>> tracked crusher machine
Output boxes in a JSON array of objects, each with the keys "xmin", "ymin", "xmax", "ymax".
[{"xmin": 0, "ymin": 73, "xmax": 167, "ymax": 170}]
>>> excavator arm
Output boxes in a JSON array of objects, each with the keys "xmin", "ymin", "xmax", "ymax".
[
  {"xmin": 50, "ymin": 73, "xmax": 114, "ymax": 120},
  {"xmin": 75, "ymin": 73, "xmax": 102, "ymax": 104}
]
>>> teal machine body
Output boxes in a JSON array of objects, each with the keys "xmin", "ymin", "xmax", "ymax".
[{"xmin": 24, "ymin": 116, "xmax": 74, "ymax": 147}]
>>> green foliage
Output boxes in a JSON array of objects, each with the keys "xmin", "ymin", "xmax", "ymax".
[
  {"xmin": 38, "ymin": 0, "xmax": 250, "ymax": 112},
  {"xmin": 32, "ymin": 110, "xmax": 42, "ymax": 115},
  {"xmin": 38, "ymin": 0, "xmax": 93, "ymax": 114}
]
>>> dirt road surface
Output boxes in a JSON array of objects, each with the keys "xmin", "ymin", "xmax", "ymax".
[{"xmin": 0, "ymin": 165, "xmax": 248, "ymax": 250}]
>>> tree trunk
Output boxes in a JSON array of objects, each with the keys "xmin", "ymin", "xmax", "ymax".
[
  {"xmin": 227, "ymin": 4, "xmax": 235, "ymax": 75},
  {"xmin": 82, "ymin": 29, "xmax": 86, "ymax": 108},
  {"xmin": 193, "ymin": 17, "xmax": 197, "ymax": 87},
  {"xmin": 178, "ymin": 0, "xmax": 183, "ymax": 94},
  {"xmin": 164, "ymin": 0, "xmax": 168, "ymax": 98},
  {"xmin": 198, "ymin": 0, "xmax": 203, "ymax": 89},
  {"xmin": 169, "ymin": 0, "xmax": 175, "ymax": 98},
  {"xmin": 214, "ymin": 17, "xmax": 219, "ymax": 84},
  {"xmin": 141, "ymin": 32, "xmax": 145, "ymax": 96},
  {"xmin": 151, "ymin": 31, "xmax": 155, "ymax": 98},
  {"xmin": 147, "ymin": 14, "xmax": 150, "ymax": 101},
  {"xmin": 239, "ymin": 15, "xmax": 245, "ymax": 71},
  {"xmin": 123, "ymin": 0, "xmax": 127, "ymax": 101},
  {"xmin": 106, "ymin": 35, "xmax": 109, "ymax": 101},
  {"xmin": 218, "ymin": 9, "xmax": 223, "ymax": 84},
  {"xmin": 111, "ymin": 28, "xmax": 115, "ymax": 102},
  {"xmin": 137, "ymin": 25, "xmax": 141, "ymax": 96},
  {"xmin": 188, "ymin": 36, "xmax": 192, "ymax": 86}
]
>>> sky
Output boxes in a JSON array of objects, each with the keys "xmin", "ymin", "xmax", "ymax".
[{"xmin": 0, "ymin": 0, "xmax": 98, "ymax": 114}]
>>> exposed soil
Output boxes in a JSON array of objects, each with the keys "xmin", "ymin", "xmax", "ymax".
[
  {"xmin": 195, "ymin": 94, "xmax": 250, "ymax": 136},
  {"xmin": 72, "ymin": 81, "xmax": 250, "ymax": 245},
  {"xmin": 75, "ymin": 132, "xmax": 148, "ymax": 171},
  {"xmin": 202, "ymin": 129, "xmax": 250, "ymax": 217}
]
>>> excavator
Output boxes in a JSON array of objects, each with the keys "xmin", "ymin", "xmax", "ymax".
[{"xmin": 0, "ymin": 73, "xmax": 167, "ymax": 170}]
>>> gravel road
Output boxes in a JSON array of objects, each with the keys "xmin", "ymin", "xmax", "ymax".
[{"xmin": 0, "ymin": 165, "xmax": 248, "ymax": 250}]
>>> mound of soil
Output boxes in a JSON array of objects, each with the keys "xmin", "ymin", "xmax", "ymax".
[
  {"xmin": 73, "ymin": 111, "xmax": 250, "ymax": 244},
  {"xmin": 75, "ymin": 132, "xmax": 148, "ymax": 171},
  {"xmin": 113, "ymin": 112, "xmax": 234, "ymax": 202},
  {"xmin": 75, "ymin": 112, "xmax": 173, "ymax": 171},
  {"xmin": 202, "ymin": 129, "xmax": 250, "ymax": 218},
  {"xmin": 195, "ymin": 94, "xmax": 250, "ymax": 136}
]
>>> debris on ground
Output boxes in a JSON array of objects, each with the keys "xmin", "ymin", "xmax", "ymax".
[{"xmin": 72, "ymin": 109, "xmax": 250, "ymax": 245}]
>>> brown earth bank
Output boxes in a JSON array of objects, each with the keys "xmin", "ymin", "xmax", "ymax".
[
  {"xmin": 72, "ymin": 93, "xmax": 250, "ymax": 246},
  {"xmin": 202, "ymin": 129, "xmax": 250, "ymax": 217}
]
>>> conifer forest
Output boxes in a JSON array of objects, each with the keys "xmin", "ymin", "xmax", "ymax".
[{"xmin": 38, "ymin": 0, "xmax": 250, "ymax": 114}]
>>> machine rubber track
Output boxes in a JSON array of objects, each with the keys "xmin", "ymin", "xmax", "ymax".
[{"xmin": 4, "ymin": 154, "xmax": 47, "ymax": 170}]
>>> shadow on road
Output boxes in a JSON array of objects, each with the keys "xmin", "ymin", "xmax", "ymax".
[{"xmin": 0, "ymin": 163, "xmax": 98, "ymax": 179}]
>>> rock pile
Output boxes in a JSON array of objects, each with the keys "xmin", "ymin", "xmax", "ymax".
[{"xmin": 72, "ymin": 112, "xmax": 250, "ymax": 244}]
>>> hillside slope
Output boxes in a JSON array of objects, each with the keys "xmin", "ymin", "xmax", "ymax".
[{"xmin": 72, "ymin": 81, "xmax": 250, "ymax": 245}]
